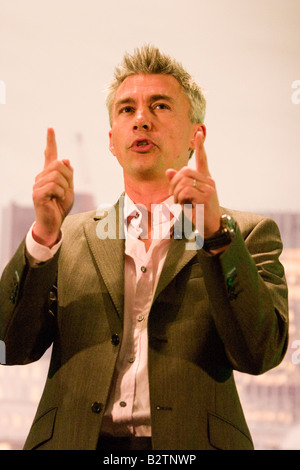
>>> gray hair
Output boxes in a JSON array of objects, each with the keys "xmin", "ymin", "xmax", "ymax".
[{"xmin": 106, "ymin": 45, "xmax": 206, "ymax": 125}]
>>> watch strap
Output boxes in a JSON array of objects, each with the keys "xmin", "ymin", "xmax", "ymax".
[{"xmin": 203, "ymin": 214, "xmax": 236, "ymax": 251}]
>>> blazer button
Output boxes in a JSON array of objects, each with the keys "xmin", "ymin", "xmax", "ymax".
[
  {"xmin": 91, "ymin": 402, "xmax": 103, "ymax": 414},
  {"xmin": 111, "ymin": 334, "xmax": 120, "ymax": 346}
]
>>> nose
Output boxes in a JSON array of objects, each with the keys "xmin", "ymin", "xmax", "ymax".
[{"xmin": 133, "ymin": 108, "xmax": 152, "ymax": 131}]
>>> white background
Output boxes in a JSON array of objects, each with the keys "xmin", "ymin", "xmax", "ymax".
[{"xmin": 0, "ymin": 0, "xmax": 299, "ymax": 218}]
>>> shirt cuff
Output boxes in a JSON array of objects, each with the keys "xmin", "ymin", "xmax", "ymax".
[{"xmin": 25, "ymin": 223, "xmax": 63, "ymax": 266}]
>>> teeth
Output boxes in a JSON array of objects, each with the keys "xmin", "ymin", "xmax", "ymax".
[{"xmin": 137, "ymin": 141, "xmax": 148, "ymax": 146}]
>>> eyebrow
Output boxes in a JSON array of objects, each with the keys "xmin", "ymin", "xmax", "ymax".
[
  {"xmin": 149, "ymin": 94, "xmax": 174, "ymax": 103},
  {"xmin": 114, "ymin": 94, "xmax": 174, "ymax": 109}
]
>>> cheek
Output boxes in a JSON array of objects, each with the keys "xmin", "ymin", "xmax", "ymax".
[{"xmin": 170, "ymin": 130, "xmax": 191, "ymax": 152}]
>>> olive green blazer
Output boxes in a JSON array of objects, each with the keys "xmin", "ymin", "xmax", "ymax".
[{"xmin": 0, "ymin": 201, "xmax": 288, "ymax": 450}]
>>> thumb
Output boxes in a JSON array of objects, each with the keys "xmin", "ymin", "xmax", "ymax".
[
  {"xmin": 166, "ymin": 168, "xmax": 177, "ymax": 196},
  {"xmin": 44, "ymin": 128, "xmax": 58, "ymax": 168},
  {"xmin": 165, "ymin": 168, "xmax": 177, "ymax": 181}
]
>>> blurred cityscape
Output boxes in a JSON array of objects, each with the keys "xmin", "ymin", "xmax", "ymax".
[
  {"xmin": 0, "ymin": 203, "xmax": 299, "ymax": 450},
  {"xmin": 235, "ymin": 212, "xmax": 300, "ymax": 450}
]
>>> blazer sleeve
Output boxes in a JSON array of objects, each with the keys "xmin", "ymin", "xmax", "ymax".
[
  {"xmin": 0, "ymin": 239, "xmax": 58, "ymax": 365},
  {"xmin": 197, "ymin": 216, "xmax": 289, "ymax": 375}
]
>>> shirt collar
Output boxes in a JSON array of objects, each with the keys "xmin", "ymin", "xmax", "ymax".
[
  {"xmin": 124, "ymin": 194, "xmax": 182, "ymax": 240},
  {"xmin": 124, "ymin": 194, "xmax": 181, "ymax": 220}
]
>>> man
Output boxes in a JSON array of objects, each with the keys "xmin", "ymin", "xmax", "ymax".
[{"xmin": 0, "ymin": 45, "xmax": 288, "ymax": 450}]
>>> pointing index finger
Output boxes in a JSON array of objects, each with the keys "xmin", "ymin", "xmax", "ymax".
[
  {"xmin": 194, "ymin": 129, "xmax": 210, "ymax": 177},
  {"xmin": 44, "ymin": 128, "xmax": 58, "ymax": 168}
]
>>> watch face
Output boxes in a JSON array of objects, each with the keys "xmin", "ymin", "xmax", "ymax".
[
  {"xmin": 222, "ymin": 215, "xmax": 236, "ymax": 235},
  {"xmin": 203, "ymin": 215, "xmax": 236, "ymax": 251}
]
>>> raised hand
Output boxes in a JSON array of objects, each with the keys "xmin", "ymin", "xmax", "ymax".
[
  {"xmin": 166, "ymin": 127, "xmax": 221, "ymax": 238},
  {"xmin": 32, "ymin": 128, "xmax": 74, "ymax": 247}
]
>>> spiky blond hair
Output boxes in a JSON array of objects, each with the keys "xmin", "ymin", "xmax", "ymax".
[{"xmin": 106, "ymin": 45, "xmax": 206, "ymax": 125}]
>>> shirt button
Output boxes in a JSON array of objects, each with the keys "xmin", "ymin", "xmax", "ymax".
[
  {"xmin": 141, "ymin": 266, "xmax": 147, "ymax": 273},
  {"xmin": 137, "ymin": 314, "xmax": 144, "ymax": 322},
  {"xmin": 128, "ymin": 357, "xmax": 135, "ymax": 363},
  {"xmin": 120, "ymin": 401, "xmax": 127, "ymax": 407},
  {"xmin": 111, "ymin": 334, "xmax": 120, "ymax": 346}
]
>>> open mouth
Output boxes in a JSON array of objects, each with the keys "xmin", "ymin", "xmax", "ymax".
[
  {"xmin": 137, "ymin": 140, "xmax": 150, "ymax": 147},
  {"xmin": 131, "ymin": 138, "xmax": 156, "ymax": 152}
]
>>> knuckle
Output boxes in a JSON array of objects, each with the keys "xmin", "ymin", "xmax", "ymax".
[
  {"xmin": 181, "ymin": 166, "xmax": 191, "ymax": 176},
  {"xmin": 180, "ymin": 187, "xmax": 192, "ymax": 200},
  {"xmin": 207, "ymin": 185, "xmax": 215, "ymax": 195},
  {"xmin": 34, "ymin": 171, "xmax": 43, "ymax": 183},
  {"xmin": 49, "ymin": 181, "xmax": 58, "ymax": 192},
  {"xmin": 51, "ymin": 160, "xmax": 61, "ymax": 171},
  {"xmin": 52, "ymin": 169, "xmax": 61, "ymax": 179}
]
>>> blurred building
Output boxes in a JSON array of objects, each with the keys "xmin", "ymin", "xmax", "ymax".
[{"xmin": 235, "ymin": 213, "xmax": 300, "ymax": 450}]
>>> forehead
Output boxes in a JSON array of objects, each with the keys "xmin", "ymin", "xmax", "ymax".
[{"xmin": 113, "ymin": 73, "xmax": 189, "ymax": 106}]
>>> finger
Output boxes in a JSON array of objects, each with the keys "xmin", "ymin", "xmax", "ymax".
[
  {"xmin": 44, "ymin": 128, "xmax": 58, "ymax": 168},
  {"xmin": 34, "ymin": 170, "xmax": 70, "ymax": 193},
  {"xmin": 194, "ymin": 130, "xmax": 210, "ymax": 176},
  {"xmin": 33, "ymin": 180, "xmax": 67, "ymax": 202},
  {"xmin": 37, "ymin": 160, "xmax": 73, "ymax": 186},
  {"xmin": 165, "ymin": 168, "xmax": 177, "ymax": 195},
  {"xmin": 174, "ymin": 183, "xmax": 212, "ymax": 204},
  {"xmin": 62, "ymin": 159, "xmax": 74, "ymax": 188}
]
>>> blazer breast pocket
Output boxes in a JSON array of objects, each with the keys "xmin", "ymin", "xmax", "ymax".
[{"xmin": 24, "ymin": 407, "xmax": 57, "ymax": 450}]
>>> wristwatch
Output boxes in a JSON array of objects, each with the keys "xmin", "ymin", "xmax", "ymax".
[{"xmin": 203, "ymin": 214, "xmax": 236, "ymax": 251}]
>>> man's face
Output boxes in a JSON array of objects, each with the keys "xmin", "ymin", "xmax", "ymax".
[{"xmin": 109, "ymin": 74, "xmax": 203, "ymax": 183}]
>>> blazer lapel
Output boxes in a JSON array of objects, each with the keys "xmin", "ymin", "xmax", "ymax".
[
  {"xmin": 153, "ymin": 226, "xmax": 200, "ymax": 303},
  {"xmin": 83, "ymin": 199, "xmax": 125, "ymax": 322}
]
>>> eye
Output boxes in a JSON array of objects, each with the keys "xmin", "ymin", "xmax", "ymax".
[
  {"xmin": 119, "ymin": 106, "xmax": 134, "ymax": 114},
  {"xmin": 153, "ymin": 103, "xmax": 170, "ymax": 110}
]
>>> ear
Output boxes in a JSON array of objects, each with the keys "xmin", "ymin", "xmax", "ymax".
[
  {"xmin": 109, "ymin": 130, "xmax": 116, "ymax": 156},
  {"xmin": 189, "ymin": 123, "xmax": 206, "ymax": 150}
]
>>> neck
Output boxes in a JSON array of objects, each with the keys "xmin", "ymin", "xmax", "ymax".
[{"xmin": 124, "ymin": 175, "xmax": 170, "ymax": 211}]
